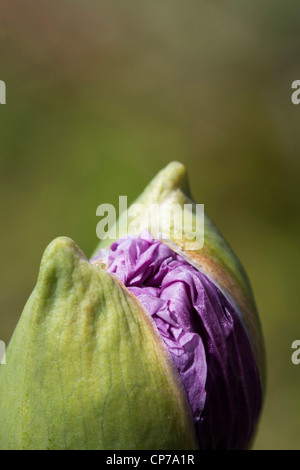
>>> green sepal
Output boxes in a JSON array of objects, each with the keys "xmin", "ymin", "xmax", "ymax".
[{"xmin": 0, "ymin": 237, "xmax": 198, "ymax": 450}]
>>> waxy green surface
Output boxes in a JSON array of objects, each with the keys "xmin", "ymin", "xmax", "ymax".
[{"xmin": 0, "ymin": 237, "xmax": 198, "ymax": 450}]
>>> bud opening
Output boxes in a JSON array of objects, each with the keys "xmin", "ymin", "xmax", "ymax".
[{"xmin": 91, "ymin": 232, "xmax": 262, "ymax": 450}]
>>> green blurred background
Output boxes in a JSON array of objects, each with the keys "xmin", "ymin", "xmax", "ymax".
[{"xmin": 1, "ymin": 0, "xmax": 300, "ymax": 449}]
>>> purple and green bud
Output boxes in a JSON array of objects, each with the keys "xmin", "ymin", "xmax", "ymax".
[
  {"xmin": 0, "ymin": 162, "xmax": 264, "ymax": 450},
  {"xmin": 92, "ymin": 231, "xmax": 262, "ymax": 449}
]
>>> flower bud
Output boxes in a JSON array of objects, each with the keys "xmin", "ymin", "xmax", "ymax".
[
  {"xmin": 0, "ymin": 162, "xmax": 264, "ymax": 450},
  {"xmin": 93, "ymin": 161, "xmax": 265, "ymax": 449}
]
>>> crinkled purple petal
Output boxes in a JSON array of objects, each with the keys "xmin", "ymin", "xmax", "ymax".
[{"xmin": 93, "ymin": 232, "xmax": 262, "ymax": 449}]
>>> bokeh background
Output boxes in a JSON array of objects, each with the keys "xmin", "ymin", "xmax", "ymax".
[{"xmin": 1, "ymin": 0, "xmax": 300, "ymax": 450}]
